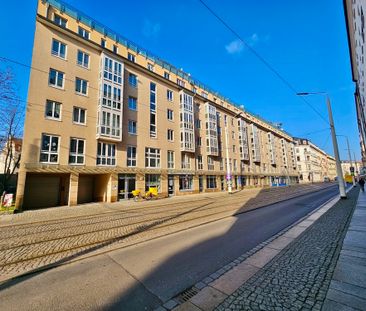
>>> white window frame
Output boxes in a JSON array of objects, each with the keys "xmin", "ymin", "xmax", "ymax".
[
  {"xmin": 207, "ymin": 156, "xmax": 214, "ymax": 170},
  {"xmin": 145, "ymin": 147, "xmax": 160, "ymax": 168},
  {"xmin": 167, "ymin": 129, "xmax": 174, "ymax": 142},
  {"xmin": 167, "ymin": 109, "xmax": 174, "ymax": 121},
  {"xmin": 97, "ymin": 142, "xmax": 116, "ymax": 166},
  {"xmin": 69, "ymin": 138, "xmax": 85, "ymax": 165},
  {"xmin": 40, "ymin": 134, "xmax": 60, "ymax": 164},
  {"xmin": 197, "ymin": 155, "xmax": 203, "ymax": 170},
  {"xmin": 73, "ymin": 107, "xmax": 86, "ymax": 125},
  {"xmin": 49, "ymin": 68, "xmax": 64, "ymax": 89},
  {"xmin": 147, "ymin": 63, "xmax": 154, "ymax": 71},
  {"xmin": 128, "ymin": 120, "xmax": 137, "ymax": 135},
  {"xmin": 78, "ymin": 26, "xmax": 90, "ymax": 40},
  {"xmin": 75, "ymin": 77, "xmax": 88, "ymax": 96},
  {"xmin": 164, "ymin": 72, "xmax": 170, "ymax": 79},
  {"xmin": 51, "ymin": 39, "xmax": 67, "ymax": 59},
  {"xmin": 128, "ymin": 53, "xmax": 136, "ymax": 62},
  {"xmin": 127, "ymin": 146, "xmax": 137, "ymax": 167},
  {"xmin": 167, "ymin": 150, "xmax": 175, "ymax": 169},
  {"xmin": 77, "ymin": 50, "xmax": 90, "ymax": 68},
  {"xmin": 54, "ymin": 14, "xmax": 67, "ymax": 28},
  {"xmin": 128, "ymin": 96, "xmax": 137, "ymax": 110},
  {"xmin": 128, "ymin": 73, "xmax": 138, "ymax": 88},
  {"xmin": 45, "ymin": 100, "xmax": 62, "ymax": 121},
  {"xmin": 167, "ymin": 89, "xmax": 173, "ymax": 101}
]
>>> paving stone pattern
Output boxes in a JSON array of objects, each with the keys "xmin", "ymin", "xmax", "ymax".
[
  {"xmin": 215, "ymin": 188, "xmax": 358, "ymax": 311},
  {"xmin": 0, "ymin": 183, "xmax": 333, "ymax": 281}
]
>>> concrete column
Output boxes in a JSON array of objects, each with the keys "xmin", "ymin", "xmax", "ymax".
[
  {"xmin": 193, "ymin": 174, "xmax": 199, "ymax": 194},
  {"xmin": 15, "ymin": 170, "xmax": 26, "ymax": 211},
  {"xmin": 174, "ymin": 175, "xmax": 180, "ymax": 195},
  {"xmin": 160, "ymin": 173, "xmax": 168, "ymax": 197},
  {"xmin": 136, "ymin": 173, "xmax": 145, "ymax": 192},
  {"xmin": 68, "ymin": 172, "xmax": 79, "ymax": 206},
  {"xmin": 107, "ymin": 173, "xmax": 118, "ymax": 203}
]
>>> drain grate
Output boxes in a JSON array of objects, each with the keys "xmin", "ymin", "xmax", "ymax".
[{"xmin": 174, "ymin": 286, "xmax": 200, "ymax": 303}]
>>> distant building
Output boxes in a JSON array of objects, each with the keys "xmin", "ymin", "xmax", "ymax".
[
  {"xmin": 344, "ymin": 0, "xmax": 366, "ymax": 165},
  {"xmin": 294, "ymin": 138, "xmax": 336, "ymax": 182},
  {"xmin": 0, "ymin": 138, "xmax": 22, "ymax": 175},
  {"xmin": 341, "ymin": 160, "xmax": 362, "ymax": 175}
]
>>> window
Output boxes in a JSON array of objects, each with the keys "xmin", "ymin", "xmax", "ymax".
[
  {"xmin": 51, "ymin": 39, "xmax": 66, "ymax": 59},
  {"xmin": 145, "ymin": 174, "xmax": 160, "ymax": 191},
  {"xmin": 179, "ymin": 175, "xmax": 193, "ymax": 190},
  {"xmin": 167, "ymin": 150, "xmax": 174, "ymax": 169},
  {"xmin": 207, "ymin": 156, "xmax": 214, "ymax": 170},
  {"xmin": 69, "ymin": 138, "xmax": 85, "ymax": 165},
  {"xmin": 54, "ymin": 14, "xmax": 67, "ymax": 28},
  {"xmin": 77, "ymin": 50, "xmax": 89, "ymax": 68},
  {"xmin": 167, "ymin": 129, "xmax": 174, "ymax": 141},
  {"xmin": 167, "ymin": 109, "xmax": 174, "ymax": 121},
  {"xmin": 128, "ymin": 73, "xmax": 137, "ymax": 87},
  {"xmin": 197, "ymin": 155, "xmax": 203, "ymax": 170},
  {"xmin": 128, "ymin": 53, "xmax": 135, "ymax": 62},
  {"xmin": 78, "ymin": 26, "xmax": 90, "ymax": 40},
  {"xmin": 128, "ymin": 120, "xmax": 137, "ymax": 134},
  {"xmin": 40, "ymin": 134, "xmax": 59, "ymax": 163},
  {"xmin": 113, "ymin": 45, "xmax": 118, "ymax": 53},
  {"xmin": 167, "ymin": 90, "xmax": 173, "ymax": 101},
  {"xmin": 297, "ymin": 156, "xmax": 300, "ymax": 161},
  {"xmin": 197, "ymin": 137, "xmax": 202, "ymax": 147},
  {"xmin": 150, "ymin": 82, "xmax": 157, "ymax": 137},
  {"xmin": 164, "ymin": 71, "xmax": 170, "ymax": 79},
  {"xmin": 232, "ymin": 131, "xmax": 236, "ymax": 139},
  {"xmin": 102, "ymin": 83, "xmax": 121, "ymax": 110},
  {"xmin": 127, "ymin": 146, "xmax": 137, "ymax": 167},
  {"xmin": 45, "ymin": 100, "xmax": 61, "ymax": 120},
  {"xmin": 181, "ymin": 153, "xmax": 190, "ymax": 169},
  {"xmin": 75, "ymin": 78, "xmax": 88, "ymax": 95},
  {"xmin": 220, "ymin": 159, "xmax": 224, "ymax": 170},
  {"xmin": 73, "ymin": 107, "xmax": 86, "ymax": 124},
  {"xmin": 201, "ymin": 91, "xmax": 208, "ymax": 99},
  {"xmin": 128, "ymin": 97, "xmax": 137, "ymax": 110},
  {"xmin": 97, "ymin": 142, "xmax": 116, "ymax": 166},
  {"xmin": 177, "ymin": 78, "xmax": 185, "ymax": 87},
  {"xmin": 233, "ymin": 159, "xmax": 237, "ymax": 172},
  {"xmin": 147, "ymin": 63, "xmax": 154, "ymax": 71},
  {"xmin": 192, "ymin": 87, "xmax": 197, "ymax": 93},
  {"xmin": 145, "ymin": 147, "xmax": 160, "ymax": 168},
  {"xmin": 49, "ymin": 68, "xmax": 64, "ymax": 88},
  {"xmin": 195, "ymin": 119, "xmax": 201, "ymax": 129},
  {"xmin": 101, "ymin": 38, "xmax": 106, "ymax": 48},
  {"xmin": 206, "ymin": 176, "xmax": 217, "ymax": 189},
  {"xmin": 233, "ymin": 145, "xmax": 236, "ymax": 153}
]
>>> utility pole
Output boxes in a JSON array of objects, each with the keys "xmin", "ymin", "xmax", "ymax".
[
  {"xmin": 354, "ymin": 152, "xmax": 359, "ymax": 175},
  {"xmin": 297, "ymin": 92, "xmax": 347, "ymax": 199},
  {"xmin": 326, "ymin": 97, "xmax": 347, "ymax": 198},
  {"xmin": 345, "ymin": 137, "xmax": 356, "ymax": 186}
]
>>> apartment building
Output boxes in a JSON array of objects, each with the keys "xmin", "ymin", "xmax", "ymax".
[
  {"xmin": 294, "ymin": 138, "xmax": 336, "ymax": 182},
  {"xmin": 16, "ymin": 0, "xmax": 298, "ymax": 210},
  {"xmin": 341, "ymin": 160, "xmax": 362, "ymax": 175},
  {"xmin": 344, "ymin": 0, "xmax": 366, "ymax": 164}
]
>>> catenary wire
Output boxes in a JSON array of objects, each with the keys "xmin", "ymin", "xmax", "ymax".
[{"xmin": 197, "ymin": 0, "xmax": 329, "ymax": 124}]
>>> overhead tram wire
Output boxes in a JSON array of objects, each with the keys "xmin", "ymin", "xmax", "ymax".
[{"xmin": 197, "ymin": 0, "xmax": 329, "ymax": 124}]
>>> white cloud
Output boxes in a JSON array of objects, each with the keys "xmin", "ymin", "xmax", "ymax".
[
  {"xmin": 225, "ymin": 39, "xmax": 244, "ymax": 54},
  {"xmin": 142, "ymin": 20, "xmax": 161, "ymax": 38}
]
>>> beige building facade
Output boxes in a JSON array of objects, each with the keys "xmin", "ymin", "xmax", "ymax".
[
  {"xmin": 341, "ymin": 160, "xmax": 362, "ymax": 175},
  {"xmin": 16, "ymin": 0, "xmax": 298, "ymax": 210},
  {"xmin": 294, "ymin": 138, "xmax": 337, "ymax": 183},
  {"xmin": 344, "ymin": 0, "xmax": 366, "ymax": 165}
]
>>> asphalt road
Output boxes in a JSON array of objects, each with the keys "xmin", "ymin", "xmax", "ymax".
[{"xmin": 0, "ymin": 185, "xmax": 339, "ymax": 311}]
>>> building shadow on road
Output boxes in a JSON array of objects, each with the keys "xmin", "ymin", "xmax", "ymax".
[{"xmin": 0, "ymin": 185, "xmax": 339, "ymax": 311}]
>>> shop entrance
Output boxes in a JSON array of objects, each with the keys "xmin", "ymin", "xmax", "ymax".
[
  {"xmin": 118, "ymin": 174, "xmax": 136, "ymax": 200},
  {"xmin": 168, "ymin": 175, "xmax": 174, "ymax": 196}
]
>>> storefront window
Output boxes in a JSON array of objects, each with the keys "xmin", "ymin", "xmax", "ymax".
[
  {"xmin": 145, "ymin": 174, "xmax": 161, "ymax": 191},
  {"xmin": 206, "ymin": 175, "xmax": 217, "ymax": 189},
  {"xmin": 179, "ymin": 175, "xmax": 193, "ymax": 191}
]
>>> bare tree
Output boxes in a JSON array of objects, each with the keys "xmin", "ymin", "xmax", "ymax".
[{"xmin": 0, "ymin": 67, "xmax": 24, "ymax": 195}]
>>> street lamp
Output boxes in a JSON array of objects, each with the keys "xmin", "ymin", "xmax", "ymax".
[
  {"xmin": 297, "ymin": 92, "xmax": 347, "ymax": 198},
  {"xmin": 338, "ymin": 135, "xmax": 356, "ymax": 187}
]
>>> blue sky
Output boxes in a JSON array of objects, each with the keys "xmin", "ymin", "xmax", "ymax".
[{"xmin": 0, "ymin": 0, "xmax": 359, "ymax": 160}]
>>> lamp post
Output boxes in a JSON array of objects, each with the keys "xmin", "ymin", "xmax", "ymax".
[
  {"xmin": 297, "ymin": 92, "xmax": 347, "ymax": 198},
  {"xmin": 338, "ymin": 135, "xmax": 356, "ymax": 187}
]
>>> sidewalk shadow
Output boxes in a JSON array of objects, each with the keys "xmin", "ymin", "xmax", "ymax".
[{"xmin": 0, "ymin": 185, "xmax": 339, "ymax": 310}]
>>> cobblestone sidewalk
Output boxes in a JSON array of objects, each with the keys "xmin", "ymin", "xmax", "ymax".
[{"xmin": 215, "ymin": 188, "xmax": 358, "ymax": 311}]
